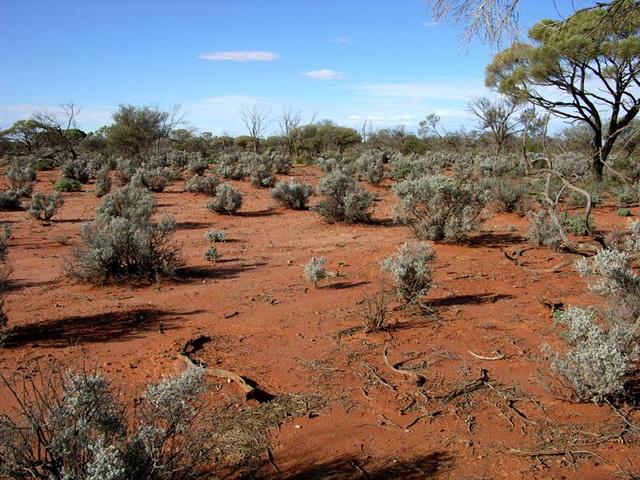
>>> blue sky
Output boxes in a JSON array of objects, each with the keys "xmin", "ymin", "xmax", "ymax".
[{"xmin": 0, "ymin": 0, "xmax": 590, "ymax": 135}]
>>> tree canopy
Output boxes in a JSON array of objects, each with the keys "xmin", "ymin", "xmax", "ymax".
[{"xmin": 486, "ymin": 1, "xmax": 640, "ymax": 177}]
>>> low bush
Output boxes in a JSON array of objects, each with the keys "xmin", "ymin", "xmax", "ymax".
[
  {"xmin": 304, "ymin": 257, "xmax": 327, "ymax": 286},
  {"xmin": 271, "ymin": 180, "xmax": 313, "ymax": 210},
  {"xmin": 206, "ymin": 184, "xmax": 242, "ymax": 215},
  {"xmin": 28, "ymin": 192, "xmax": 63, "ymax": 221},
  {"xmin": 135, "ymin": 167, "xmax": 169, "ymax": 192},
  {"xmin": 7, "ymin": 162, "xmax": 36, "ymax": 190},
  {"xmin": 354, "ymin": 151, "xmax": 385, "ymax": 185},
  {"xmin": 527, "ymin": 209, "xmax": 562, "ymax": 250},
  {"xmin": 187, "ymin": 153, "xmax": 209, "ymax": 176},
  {"xmin": 54, "ymin": 177, "xmax": 83, "ymax": 192},
  {"xmin": 488, "ymin": 179, "xmax": 529, "ymax": 214},
  {"xmin": 564, "ymin": 214, "xmax": 595, "ymax": 236},
  {"xmin": 61, "ymin": 157, "xmax": 90, "ymax": 183},
  {"xmin": 204, "ymin": 230, "xmax": 228, "ymax": 243},
  {"xmin": 359, "ymin": 285, "xmax": 390, "ymax": 333},
  {"xmin": 0, "ymin": 225, "xmax": 9, "ymax": 263},
  {"xmin": 0, "ymin": 189, "xmax": 28, "ymax": 211},
  {"xmin": 184, "ymin": 174, "xmax": 220, "ymax": 195},
  {"xmin": 68, "ymin": 183, "xmax": 182, "ymax": 284},
  {"xmin": 203, "ymin": 245, "xmax": 221, "ymax": 262},
  {"xmin": 617, "ymin": 208, "xmax": 632, "ymax": 217},
  {"xmin": 0, "ymin": 367, "xmax": 215, "ymax": 479},
  {"xmin": 94, "ymin": 168, "xmax": 112, "ymax": 197},
  {"xmin": 393, "ymin": 175, "xmax": 487, "ymax": 243},
  {"xmin": 315, "ymin": 170, "xmax": 373, "ymax": 223},
  {"xmin": 249, "ymin": 166, "xmax": 275, "ymax": 188},
  {"xmin": 380, "ymin": 242, "xmax": 435, "ymax": 304}
]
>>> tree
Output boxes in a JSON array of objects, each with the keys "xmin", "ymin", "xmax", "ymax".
[
  {"xmin": 106, "ymin": 104, "xmax": 182, "ymax": 158},
  {"xmin": 427, "ymin": 0, "xmax": 640, "ymax": 47},
  {"xmin": 239, "ymin": 105, "xmax": 270, "ymax": 153},
  {"xmin": 486, "ymin": 4, "xmax": 640, "ymax": 178},
  {"xmin": 277, "ymin": 106, "xmax": 302, "ymax": 155},
  {"xmin": 468, "ymin": 96, "xmax": 532, "ymax": 153}
]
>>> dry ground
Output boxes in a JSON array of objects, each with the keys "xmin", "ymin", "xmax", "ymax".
[{"xmin": 1, "ymin": 166, "xmax": 639, "ymax": 479}]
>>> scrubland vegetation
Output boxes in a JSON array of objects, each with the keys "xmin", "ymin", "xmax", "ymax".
[{"xmin": 1, "ymin": 1, "xmax": 640, "ymax": 478}]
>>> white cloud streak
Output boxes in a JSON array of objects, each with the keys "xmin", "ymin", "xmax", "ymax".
[
  {"xmin": 198, "ymin": 51, "xmax": 279, "ymax": 62},
  {"xmin": 303, "ymin": 69, "xmax": 344, "ymax": 80}
]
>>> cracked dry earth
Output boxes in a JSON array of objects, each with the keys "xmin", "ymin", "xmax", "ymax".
[{"xmin": 1, "ymin": 165, "xmax": 639, "ymax": 479}]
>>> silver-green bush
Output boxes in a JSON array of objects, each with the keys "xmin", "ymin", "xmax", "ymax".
[
  {"xmin": 206, "ymin": 184, "xmax": 242, "ymax": 215},
  {"xmin": 271, "ymin": 180, "xmax": 313, "ymax": 210},
  {"xmin": 28, "ymin": 192, "xmax": 64, "ymax": 221},
  {"xmin": 380, "ymin": 241, "xmax": 435, "ymax": 304}
]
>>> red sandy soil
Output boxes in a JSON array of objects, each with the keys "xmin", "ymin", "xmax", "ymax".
[{"xmin": 1, "ymin": 166, "xmax": 639, "ymax": 479}]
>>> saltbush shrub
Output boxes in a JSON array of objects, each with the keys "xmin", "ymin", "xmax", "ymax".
[
  {"xmin": 184, "ymin": 174, "xmax": 220, "ymax": 195},
  {"xmin": 488, "ymin": 179, "xmax": 529, "ymax": 214},
  {"xmin": 393, "ymin": 174, "xmax": 487, "ymax": 242},
  {"xmin": 94, "ymin": 168, "xmax": 112, "ymax": 197},
  {"xmin": 68, "ymin": 183, "xmax": 182, "ymax": 284},
  {"xmin": 0, "ymin": 189, "xmax": 27, "ymax": 210},
  {"xmin": 203, "ymin": 245, "xmax": 220, "ymax": 262},
  {"xmin": 527, "ymin": 209, "xmax": 562, "ymax": 250},
  {"xmin": 304, "ymin": 257, "xmax": 327, "ymax": 286},
  {"xmin": 61, "ymin": 157, "xmax": 90, "ymax": 183},
  {"xmin": 206, "ymin": 184, "xmax": 242, "ymax": 215},
  {"xmin": 7, "ymin": 162, "xmax": 36, "ymax": 190},
  {"xmin": 187, "ymin": 153, "xmax": 209, "ymax": 176},
  {"xmin": 0, "ymin": 367, "xmax": 215, "ymax": 479},
  {"xmin": 271, "ymin": 180, "xmax": 313, "ymax": 210},
  {"xmin": 564, "ymin": 214, "xmax": 595, "ymax": 236},
  {"xmin": 315, "ymin": 170, "xmax": 373, "ymax": 223},
  {"xmin": 28, "ymin": 192, "xmax": 63, "ymax": 221},
  {"xmin": 380, "ymin": 241, "xmax": 435, "ymax": 304},
  {"xmin": 204, "ymin": 230, "xmax": 228, "ymax": 243},
  {"xmin": 354, "ymin": 151, "xmax": 384, "ymax": 185}
]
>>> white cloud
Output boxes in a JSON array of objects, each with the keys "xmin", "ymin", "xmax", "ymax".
[
  {"xmin": 198, "ymin": 51, "xmax": 279, "ymax": 62},
  {"xmin": 303, "ymin": 69, "xmax": 344, "ymax": 80},
  {"xmin": 331, "ymin": 37, "xmax": 350, "ymax": 44},
  {"xmin": 352, "ymin": 80, "xmax": 487, "ymax": 101}
]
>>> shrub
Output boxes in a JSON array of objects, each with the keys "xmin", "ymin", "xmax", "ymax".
[
  {"xmin": 617, "ymin": 187, "xmax": 637, "ymax": 206},
  {"xmin": 265, "ymin": 151, "xmax": 292, "ymax": 174},
  {"xmin": 575, "ymin": 247, "xmax": 640, "ymax": 322},
  {"xmin": 354, "ymin": 151, "xmax": 384, "ymax": 185},
  {"xmin": 0, "ymin": 367, "xmax": 215, "ymax": 479},
  {"xmin": 28, "ymin": 192, "xmax": 63, "ymax": 221},
  {"xmin": 203, "ymin": 245, "xmax": 220, "ymax": 262},
  {"xmin": 488, "ymin": 179, "xmax": 529, "ymax": 214},
  {"xmin": 217, "ymin": 153, "xmax": 246, "ymax": 180},
  {"xmin": 393, "ymin": 175, "xmax": 487, "ymax": 243},
  {"xmin": 69, "ymin": 183, "xmax": 182, "ymax": 284},
  {"xmin": 96, "ymin": 180, "xmax": 156, "ymax": 224},
  {"xmin": 54, "ymin": 177, "xmax": 83, "ymax": 192},
  {"xmin": 61, "ymin": 157, "xmax": 90, "ymax": 183},
  {"xmin": 184, "ymin": 174, "xmax": 220, "ymax": 195},
  {"xmin": 206, "ymin": 184, "xmax": 242, "ymax": 215},
  {"xmin": 359, "ymin": 285, "xmax": 390, "ymax": 333},
  {"xmin": 187, "ymin": 153, "xmax": 209, "ymax": 176},
  {"xmin": 0, "ymin": 190, "xmax": 25, "ymax": 211},
  {"xmin": 94, "ymin": 168, "xmax": 112, "ymax": 197},
  {"xmin": 249, "ymin": 166, "xmax": 275, "ymax": 188},
  {"xmin": 304, "ymin": 257, "xmax": 327, "ymax": 286},
  {"xmin": 0, "ymin": 225, "xmax": 9, "ymax": 263},
  {"xmin": 7, "ymin": 162, "xmax": 36, "ymax": 190},
  {"xmin": 135, "ymin": 167, "xmax": 169, "ymax": 192},
  {"xmin": 204, "ymin": 230, "xmax": 228, "ymax": 243},
  {"xmin": 380, "ymin": 242, "xmax": 435, "ymax": 304},
  {"xmin": 543, "ymin": 306, "xmax": 639, "ymax": 404},
  {"xmin": 271, "ymin": 180, "xmax": 313, "ymax": 210},
  {"xmin": 617, "ymin": 207, "xmax": 632, "ymax": 217},
  {"xmin": 315, "ymin": 170, "xmax": 373, "ymax": 223},
  {"xmin": 564, "ymin": 214, "xmax": 595, "ymax": 236},
  {"xmin": 0, "ymin": 301, "xmax": 7, "ymax": 345},
  {"xmin": 527, "ymin": 209, "xmax": 562, "ymax": 250}
]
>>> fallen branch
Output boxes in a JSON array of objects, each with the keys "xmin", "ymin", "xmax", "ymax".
[
  {"xmin": 362, "ymin": 362, "xmax": 396, "ymax": 391},
  {"xmin": 179, "ymin": 336, "xmax": 266, "ymax": 401},
  {"xmin": 468, "ymin": 350, "xmax": 505, "ymax": 361},
  {"xmin": 383, "ymin": 344, "xmax": 426, "ymax": 387}
]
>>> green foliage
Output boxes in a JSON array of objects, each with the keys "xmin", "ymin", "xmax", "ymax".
[
  {"xmin": 94, "ymin": 168, "xmax": 112, "ymax": 197},
  {"xmin": 304, "ymin": 257, "xmax": 327, "ymax": 286},
  {"xmin": 617, "ymin": 207, "xmax": 632, "ymax": 217},
  {"xmin": 61, "ymin": 157, "xmax": 90, "ymax": 183},
  {"xmin": 106, "ymin": 105, "xmax": 176, "ymax": 157},
  {"xmin": 564, "ymin": 214, "xmax": 596, "ymax": 236},
  {"xmin": 54, "ymin": 177, "xmax": 83, "ymax": 192},
  {"xmin": 184, "ymin": 174, "xmax": 220, "ymax": 195},
  {"xmin": 203, "ymin": 245, "xmax": 220, "ymax": 262},
  {"xmin": 354, "ymin": 150, "xmax": 385, "ymax": 185}
]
